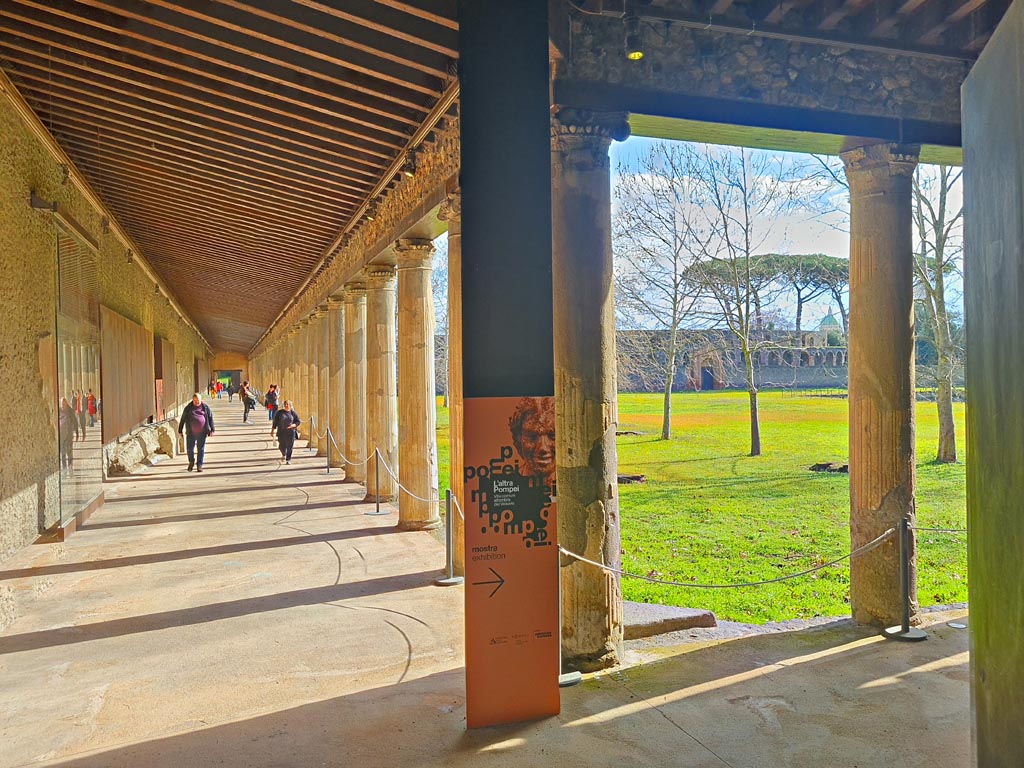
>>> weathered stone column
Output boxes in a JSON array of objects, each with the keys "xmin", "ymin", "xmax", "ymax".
[
  {"xmin": 395, "ymin": 238, "xmax": 441, "ymax": 530},
  {"xmin": 840, "ymin": 141, "xmax": 920, "ymax": 628},
  {"xmin": 344, "ymin": 283, "xmax": 367, "ymax": 484},
  {"xmin": 364, "ymin": 266, "xmax": 398, "ymax": 502},
  {"xmin": 327, "ymin": 295, "xmax": 346, "ymax": 469},
  {"xmin": 551, "ymin": 108, "xmax": 629, "ymax": 671},
  {"xmin": 439, "ymin": 191, "xmax": 465, "ymax": 574},
  {"xmin": 299, "ymin": 319, "xmax": 312, "ymax": 420},
  {"xmin": 315, "ymin": 304, "xmax": 330, "ymax": 457},
  {"xmin": 308, "ymin": 313, "xmax": 322, "ymax": 446}
]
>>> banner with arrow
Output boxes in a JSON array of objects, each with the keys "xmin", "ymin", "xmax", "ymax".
[{"xmin": 464, "ymin": 396, "xmax": 560, "ymax": 728}]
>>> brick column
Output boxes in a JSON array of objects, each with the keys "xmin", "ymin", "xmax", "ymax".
[
  {"xmin": 841, "ymin": 141, "xmax": 920, "ymax": 628},
  {"xmin": 395, "ymin": 238, "xmax": 441, "ymax": 530},
  {"xmin": 551, "ymin": 107, "xmax": 629, "ymax": 671},
  {"xmin": 439, "ymin": 191, "xmax": 465, "ymax": 573},
  {"xmin": 344, "ymin": 283, "xmax": 367, "ymax": 484},
  {"xmin": 327, "ymin": 295, "xmax": 346, "ymax": 469}
]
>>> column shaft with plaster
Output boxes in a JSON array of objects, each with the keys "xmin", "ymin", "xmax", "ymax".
[
  {"xmin": 365, "ymin": 267, "xmax": 398, "ymax": 502},
  {"xmin": 344, "ymin": 284, "xmax": 367, "ymax": 484},
  {"xmin": 327, "ymin": 296, "xmax": 346, "ymax": 469},
  {"xmin": 841, "ymin": 142, "xmax": 920, "ymax": 628},
  {"xmin": 551, "ymin": 108, "xmax": 628, "ymax": 671},
  {"xmin": 395, "ymin": 238, "xmax": 440, "ymax": 530},
  {"xmin": 439, "ymin": 193, "xmax": 465, "ymax": 574},
  {"xmin": 316, "ymin": 306, "xmax": 330, "ymax": 457}
]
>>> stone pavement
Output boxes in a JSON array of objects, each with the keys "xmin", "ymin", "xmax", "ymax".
[{"xmin": 0, "ymin": 398, "xmax": 971, "ymax": 767}]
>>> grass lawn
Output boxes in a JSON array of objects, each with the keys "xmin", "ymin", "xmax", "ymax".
[{"xmin": 435, "ymin": 391, "xmax": 967, "ymax": 624}]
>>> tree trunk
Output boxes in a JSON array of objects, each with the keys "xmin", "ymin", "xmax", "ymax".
[
  {"xmin": 935, "ymin": 352, "xmax": 957, "ymax": 462},
  {"xmin": 744, "ymin": 350, "xmax": 761, "ymax": 456},
  {"xmin": 661, "ymin": 334, "xmax": 678, "ymax": 440}
]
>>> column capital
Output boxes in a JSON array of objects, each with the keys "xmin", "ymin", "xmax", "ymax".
[
  {"xmin": 438, "ymin": 190, "xmax": 461, "ymax": 223},
  {"xmin": 394, "ymin": 237, "xmax": 435, "ymax": 269},
  {"xmin": 552, "ymin": 107, "xmax": 631, "ymax": 141},
  {"xmin": 342, "ymin": 281, "xmax": 366, "ymax": 303},
  {"xmin": 365, "ymin": 264, "xmax": 397, "ymax": 289},
  {"xmin": 325, "ymin": 295, "xmax": 345, "ymax": 310},
  {"xmin": 840, "ymin": 142, "xmax": 920, "ymax": 180},
  {"xmin": 551, "ymin": 108, "xmax": 630, "ymax": 171}
]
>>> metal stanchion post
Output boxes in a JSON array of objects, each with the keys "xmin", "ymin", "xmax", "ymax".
[
  {"xmin": 326, "ymin": 428, "xmax": 331, "ymax": 475},
  {"xmin": 883, "ymin": 518, "xmax": 928, "ymax": 642},
  {"xmin": 365, "ymin": 448, "xmax": 388, "ymax": 516},
  {"xmin": 436, "ymin": 490, "xmax": 464, "ymax": 586}
]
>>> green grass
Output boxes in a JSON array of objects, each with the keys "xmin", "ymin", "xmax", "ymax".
[{"xmin": 436, "ymin": 391, "xmax": 967, "ymax": 624}]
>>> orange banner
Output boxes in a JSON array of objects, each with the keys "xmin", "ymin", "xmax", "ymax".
[{"xmin": 464, "ymin": 396, "xmax": 559, "ymax": 728}]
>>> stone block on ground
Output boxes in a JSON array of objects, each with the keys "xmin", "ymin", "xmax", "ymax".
[
  {"xmin": 154, "ymin": 422, "xmax": 177, "ymax": 456},
  {"xmin": 624, "ymin": 600, "xmax": 717, "ymax": 640}
]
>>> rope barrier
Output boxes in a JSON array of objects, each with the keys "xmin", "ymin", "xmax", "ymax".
[
  {"xmin": 557, "ymin": 527, "xmax": 896, "ymax": 590},
  {"xmin": 373, "ymin": 448, "xmax": 440, "ymax": 506}
]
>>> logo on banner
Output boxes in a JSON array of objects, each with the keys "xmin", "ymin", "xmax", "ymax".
[{"xmin": 465, "ymin": 396, "xmax": 555, "ymax": 549}]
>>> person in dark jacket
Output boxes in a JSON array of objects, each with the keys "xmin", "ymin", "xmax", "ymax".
[
  {"xmin": 58, "ymin": 397, "xmax": 79, "ymax": 473},
  {"xmin": 271, "ymin": 399, "xmax": 301, "ymax": 465},
  {"xmin": 264, "ymin": 384, "xmax": 279, "ymax": 423},
  {"xmin": 239, "ymin": 380, "xmax": 257, "ymax": 423},
  {"xmin": 177, "ymin": 392, "xmax": 215, "ymax": 472}
]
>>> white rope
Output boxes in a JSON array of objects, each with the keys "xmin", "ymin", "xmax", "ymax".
[
  {"xmin": 558, "ymin": 527, "xmax": 896, "ymax": 590},
  {"xmin": 452, "ymin": 493, "xmax": 465, "ymax": 520},
  {"xmin": 373, "ymin": 448, "xmax": 440, "ymax": 506}
]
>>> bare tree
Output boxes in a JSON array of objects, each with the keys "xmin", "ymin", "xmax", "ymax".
[
  {"xmin": 431, "ymin": 235, "xmax": 449, "ymax": 405},
  {"xmin": 913, "ymin": 165, "xmax": 963, "ymax": 463},
  {"xmin": 679, "ymin": 145, "xmax": 817, "ymax": 456},
  {"xmin": 613, "ymin": 142, "xmax": 704, "ymax": 440}
]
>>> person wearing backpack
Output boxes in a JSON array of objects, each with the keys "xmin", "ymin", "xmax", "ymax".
[
  {"xmin": 239, "ymin": 380, "xmax": 257, "ymax": 423},
  {"xmin": 177, "ymin": 392, "xmax": 215, "ymax": 472}
]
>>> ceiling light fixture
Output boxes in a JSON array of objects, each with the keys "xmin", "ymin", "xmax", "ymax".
[
  {"xmin": 402, "ymin": 152, "xmax": 417, "ymax": 178},
  {"xmin": 624, "ymin": 3, "xmax": 644, "ymax": 61}
]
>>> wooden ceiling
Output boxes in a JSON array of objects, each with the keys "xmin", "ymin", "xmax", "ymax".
[
  {"xmin": 0, "ymin": 1, "xmax": 1011, "ymax": 352},
  {"xmin": 0, "ymin": 0, "xmax": 457, "ymax": 352}
]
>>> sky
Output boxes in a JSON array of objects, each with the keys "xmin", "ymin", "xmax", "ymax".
[{"xmin": 610, "ymin": 136, "xmax": 853, "ymax": 329}]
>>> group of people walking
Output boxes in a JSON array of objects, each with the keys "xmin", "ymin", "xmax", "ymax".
[{"xmin": 177, "ymin": 381, "xmax": 303, "ymax": 471}]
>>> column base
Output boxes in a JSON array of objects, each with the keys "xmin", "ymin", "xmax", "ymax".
[
  {"xmin": 396, "ymin": 518, "xmax": 442, "ymax": 532},
  {"xmin": 363, "ymin": 493, "xmax": 397, "ymax": 504}
]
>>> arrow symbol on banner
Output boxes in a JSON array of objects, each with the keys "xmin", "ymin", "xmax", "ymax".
[{"xmin": 472, "ymin": 568, "xmax": 506, "ymax": 597}]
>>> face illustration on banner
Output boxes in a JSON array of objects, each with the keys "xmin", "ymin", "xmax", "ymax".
[{"xmin": 508, "ymin": 397, "xmax": 556, "ymax": 492}]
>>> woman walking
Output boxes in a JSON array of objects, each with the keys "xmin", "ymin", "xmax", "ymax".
[
  {"xmin": 177, "ymin": 393, "xmax": 215, "ymax": 472},
  {"xmin": 264, "ymin": 384, "xmax": 279, "ymax": 423},
  {"xmin": 271, "ymin": 399, "xmax": 301, "ymax": 465}
]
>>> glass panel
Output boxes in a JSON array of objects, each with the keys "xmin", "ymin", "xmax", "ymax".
[{"xmin": 56, "ymin": 229, "xmax": 103, "ymax": 526}]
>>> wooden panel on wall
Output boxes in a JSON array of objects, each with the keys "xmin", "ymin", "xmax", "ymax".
[
  {"xmin": 100, "ymin": 306, "xmax": 155, "ymax": 443},
  {"xmin": 154, "ymin": 336, "xmax": 177, "ymax": 418}
]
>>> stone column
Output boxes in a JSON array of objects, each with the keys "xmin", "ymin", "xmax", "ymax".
[
  {"xmin": 287, "ymin": 326, "xmax": 300, "ymax": 411},
  {"xmin": 315, "ymin": 305, "xmax": 330, "ymax": 457},
  {"xmin": 439, "ymin": 191, "xmax": 465, "ymax": 573},
  {"xmin": 327, "ymin": 295, "xmax": 346, "ymax": 469},
  {"xmin": 364, "ymin": 266, "xmax": 398, "ymax": 502},
  {"xmin": 840, "ymin": 141, "xmax": 920, "ymax": 628},
  {"xmin": 395, "ymin": 238, "xmax": 441, "ymax": 530},
  {"xmin": 308, "ymin": 314, "xmax": 322, "ymax": 445},
  {"xmin": 344, "ymin": 283, "xmax": 368, "ymax": 484},
  {"xmin": 551, "ymin": 108, "xmax": 629, "ymax": 671}
]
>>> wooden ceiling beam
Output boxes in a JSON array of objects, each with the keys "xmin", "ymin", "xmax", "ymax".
[
  {"xmin": 36, "ymin": 108, "xmax": 373, "ymax": 202},
  {"xmin": 9, "ymin": 65, "xmax": 396, "ymax": 170},
  {"xmin": 71, "ymin": 0, "xmax": 447, "ymax": 94},
  {"xmin": 284, "ymin": 0, "xmax": 458, "ymax": 58},
  {"xmin": 9, "ymin": 0, "xmax": 434, "ymax": 112},
  {"xmin": 63, "ymin": 146, "xmax": 345, "ymax": 242},
  {"xmin": 16, "ymin": 81, "xmax": 383, "ymax": 189},
  {"xmin": 371, "ymin": 0, "xmax": 459, "ymax": 31},
  {"xmin": 50, "ymin": 123, "xmax": 363, "ymax": 212},
  {"xmin": 1, "ymin": 20, "xmax": 407, "ymax": 157}
]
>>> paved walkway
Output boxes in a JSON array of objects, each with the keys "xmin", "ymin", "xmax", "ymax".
[{"xmin": 0, "ymin": 398, "xmax": 971, "ymax": 767}]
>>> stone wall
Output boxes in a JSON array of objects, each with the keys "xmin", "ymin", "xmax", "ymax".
[
  {"xmin": 0, "ymin": 90, "xmax": 208, "ymax": 561},
  {"xmin": 210, "ymin": 351, "xmax": 248, "ymax": 382},
  {"xmin": 555, "ymin": 11, "xmax": 966, "ymax": 142}
]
